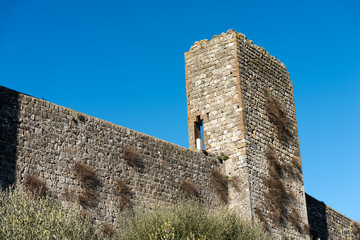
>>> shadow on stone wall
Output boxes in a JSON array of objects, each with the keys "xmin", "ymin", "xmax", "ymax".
[
  {"xmin": 306, "ymin": 193, "xmax": 329, "ymax": 240},
  {"xmin": 0, "ymin": 86, "xmax": 19, "ymax": 189}
]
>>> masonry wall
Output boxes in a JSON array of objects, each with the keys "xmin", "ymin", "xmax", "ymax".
[
  {"xmin": 185, "ymin": 30, "xmax": 309, "ymax": 239},
  {"xmin": 234, "ymin": 32, "xmax": 309, "ymax": 239},
  {"xmin": 306, "ymin": 194, "xmax": 360, "ymax": 240},
  {"xmin": 0, "ymin": 86, "xmax": 222, "ymax": 225},
  {"xmin": 185, "ymin": 31, "xmax": 252, "ymax": 217}
]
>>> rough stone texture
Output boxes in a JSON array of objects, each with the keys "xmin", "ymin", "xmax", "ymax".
[
  {"xmin": 0, "ymin": 30, "xmax": 359, "ymax": 239},
  {"xmin": 185, "ymin": 30, "xmax": 308, "ymax": 239},
  {"xmin": 306, "ymin": 194, "xmax": 359, "ymax": 240},
  {"xmin": 0, "ymin": 85, "xmax": 222, "ymax": 225}
]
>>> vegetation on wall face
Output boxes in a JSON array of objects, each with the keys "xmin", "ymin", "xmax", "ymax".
[
  {"xmin": 78, "ymin": 189, "xmax": 99, "ymax": 209},
  {"xmin": 24, "ymin": 174, "xmax": 47, "ymax": 197},
  {"xmin": 115, "ymin": 180, "xmax": 132, "ymax": 210},
  {"xmin": 74, "ymin": 162, "xmax": 98, "ymax": 189},
  {"xmin": 255, "ymin": 145, "xmax": 306, "ymax": 234},
  {"xmin": 352, "ymin": 221, "xmax": 360, "ymax": 239},
  {"xmin": 210, "ymin": 168, "xmax": 228, "ymax": 204},
  {"xmin": 123, "ymin": 147, "xmax": 144, "ymax": 169},
  {"xmin": 179, "ymin": 179, "xmax": 200, "ymax": 200},
  {"xmin": 264, "ymin": 90, "xmax": 292, "ymax": 142},
  {"xmin": 74, "ymin": 162, "xmax": 99, "ymax": 209}
]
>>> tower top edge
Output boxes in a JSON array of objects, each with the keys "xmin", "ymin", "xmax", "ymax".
[{"xmin": 185, "ymin": 29, "xmax": 287, "ymax": 70}]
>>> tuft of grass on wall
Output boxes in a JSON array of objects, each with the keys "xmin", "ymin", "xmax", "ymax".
[
  {"xmin": 24, "ymin": 175, "xmax": 47, "ymax": 197},
  {"xmin": 257, "ymin": 145, "xmax": 308, "ymax": 235},
  {"xmin": 210, "ymin": 169, "xmax": 228, "ymax": 204},
  {"xmin": 264, "ymin": 90, "xmax": 292, "ymax": 142},
  {"xmin": 102, "ymin": 223, "xmax": 116, "ymax": 237},
  {"xmin": 179, "ymin": 179, "xmax": 200, "ymax": 200},
  {"xmin": 115, "ymin": 180, "xmax": 133, "ymax": 210},
  {"xmin": 115, "ymin": 180, "xmax": 132, "ymax": 210},
  {"xmin": 74, "ymin": 162, "xmax": 99, "ymax": 209},
  {"xmin": 78, "ymin": 189, "xmax": 99, "ymax": 209},
  {"xmin": 352, "ymin": 221, "xmax": 360, "ymax": 239},
  {"xmin": 123, "ymin": 148, "xmax": 144, "ymax": 169},
  {"xmin": 74, "ymin": 163, "xmax": 98, "ymax": 189}
]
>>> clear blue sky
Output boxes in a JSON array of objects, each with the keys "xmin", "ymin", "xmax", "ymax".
[{"xmin": 1, "ymin": 0, "xmax": 359, "ymax": 222}]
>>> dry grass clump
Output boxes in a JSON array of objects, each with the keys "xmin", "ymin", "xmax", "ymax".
[
  {"xmin": 115, "ymin": 180, "xmax": 132, "ymax": 210},
  {"xmin": 103, "ymin": 223, "xmax": 116, "ymax": 237},
  {"xmin": 352, "ymin": 221, "xmax": 360, "ymax": 238},
  {"xmin": 123, "ymin": 148, "xmax": 144, "ymax": 169},
  {"xmin": 254, "ymin": 207, "xmax": 269, "ymax": 231},
  {"xmin": 228, "ymin": 176, "xmax": 241, "ymax": 192},
  {"xmin": 283, "ymin": 157, "xmax": 303, "ymax": 181},
  {"xmin": 78, "ymin": 189, "xmax": 98, "ymax": 209},
  {"xmin": 264, "ymin": 91, "xmax": 292, "ymax": 142},
  {"xmin": 74, "ymin": 163, "xmax": 97, "ymax": 188},
  {"xmin": 288, "ymin": 207, "xmax": 303, "ymax": 232},
  {"xmin": 74, "ymin": 162, "xmax": 99, "ymax": 209},
  {"xmin": 24, "ymin": 175, "xmax": 47, "ymax": 197},
  {"xmin": 257, "ymin": 145, "xmax": 307, "ymax": 234},
  {"xmin": 180, "ymin": 179, "xmax": 200, "ymax": 199},
  {"xmin": 210, "ymin": 169, "xmax": 228, "ymax": 204}
]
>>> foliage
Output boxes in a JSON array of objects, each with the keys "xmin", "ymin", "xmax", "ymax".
[
  {"xmin": 210, "ymin": 169, "xmax": 228, "ymax": 204},
  {"xmin": 118, "ymin": 200, "xmax": 270, "ymax": 240},
  {"xmin": 24, "ymin": 174, "xmax": 47, "ymax": 197},
  {"xmin": 179, "ymin": 179, "xmax": 199, "ymax": 200},
  {"xmin": 0, "ymin": 187, "xmax": 105, "ymax": 240}
]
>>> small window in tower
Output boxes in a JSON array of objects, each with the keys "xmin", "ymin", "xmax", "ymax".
[{"xmin": 194, "ymin": 116, "xmax": 205, "ymax": 150}]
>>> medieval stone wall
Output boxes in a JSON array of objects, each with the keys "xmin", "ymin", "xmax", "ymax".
[
  {"xmin": 185, "ymin": 30, "xmax": 309, "ymax": 239},
  {"xmin": 306, "ymin": 194, "xmax": 359, "ymax": 240},
  {"xmin": 1, "ymin": 30, "xmax": 359, "ymax": 239},
  {"xmin": 0, "ymin": 86, "xmax": 222, "ymax": 225},
  {"xmin": 234, "ymin": 32, "xmax": 309, "ymax": 239},
  {"xmin": 185, "ymin": 31, "xmax": 252, "ymax": 217}
]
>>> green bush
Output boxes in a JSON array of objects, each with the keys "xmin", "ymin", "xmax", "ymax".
[
  {"xmin": 118, "ymin": 200, "xmax": 270, "ymax": 240},
  {"xmin": 0, "ymin": 187, "xmax": 103, "ymax": 240},
  {"xmin": 0, "ymin": 188, "xmax": 270, "ymax": 240}
]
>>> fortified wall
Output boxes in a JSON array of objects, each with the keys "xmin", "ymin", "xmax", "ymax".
[{"xmin": 0, "ymin": 30, "xmax": 359, "ymax": 239}]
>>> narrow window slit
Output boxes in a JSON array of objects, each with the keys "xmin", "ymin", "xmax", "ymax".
[{"xmin": 194, "ymin": 116, "xmax": 205, "ymax": 150}]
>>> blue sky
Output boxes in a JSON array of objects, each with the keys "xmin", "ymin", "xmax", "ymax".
[{"xmin": 1, "ymin": 0, "xmax": 359, "ymax": 222}]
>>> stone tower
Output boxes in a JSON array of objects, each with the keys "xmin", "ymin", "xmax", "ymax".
[{"xmin": 185, "ymin": 30, "xmax": 309, "ymax": 239}]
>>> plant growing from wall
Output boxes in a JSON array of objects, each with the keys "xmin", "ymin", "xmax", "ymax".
[
  {"xmin": 228, "ymin": 176, "xmax": 241, "ymax": 192},
  {"xmin": 352, "ymin": 221, "xmax": 360, "ymax": 239},
  {"xmin": 201, "ymin": 150, "xmax": 208, "ymax": 156},
  {"xmin": 123, "ymin": 147, "xmax": 144, "ymax": 169},
  {"xmin": 77, "ymin": 114, "xmax": 86, "ymax": 123},
  {"xmin": 74, "ymin": 162, "xmax": 98, "ymax": 189},
  {"xmin": 264, "ymin": 90, "xmax": 292, "ymax": 142},
  {"xmin": 179, "ymin": 179, "xmax": 200, "ymax": 200},
  {"xmin": 24, "ymin": 174, "xmax": 47, "ymax": 197},
  {"xmin": 74, "ymin": 162, "xmax": 99, "ymax": 209},
  {"xmin": 256, "ymin": 145, "xmax": 307, "ymax": 234},
  {"xmin": 115, "ymin": 179, "xmax": 132, "ymax": 210},
  {"xmin": 210, "ymin": 168, "xmax": 228, "ymax": 204},
  {"xmin": 78, "ymin": 189, "xmax": 98, "ymax": 209},
  {"xmin": 217, "ymin": 153, "xmax": 229, "ymax": 164},
  {"xmin": 102, "ymin": 223, "xmax": 116, "ymax": 237}
]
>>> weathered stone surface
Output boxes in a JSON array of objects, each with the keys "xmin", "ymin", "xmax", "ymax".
[
  {"xmin": 0, "ymin": 85, "xmax": 223, "ymax": 225},
  {"xmin": 186, "ymin": 30, "xmax": 307, "ymax": 239},
  {"xmin": 0, "ymin": 30, "xmax": 358, "ymax": 240}
]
